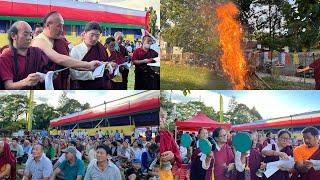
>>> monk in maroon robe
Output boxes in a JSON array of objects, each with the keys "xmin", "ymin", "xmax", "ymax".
[
  {"xmin": 212, "ymin": 128, "xmax": 236, "ymax": 180},
  {"xmin": 132, "ymin": 35, "xmax": 159, "ymax": 90},
  {"xmin": 261, "ymin": 130, "xmax": 293, "ymax": 180},
  {"xmin": 0, "ymin": 21, "xmax": 51, "ymax": 90},
  {"xmin": 291, "ymin": 148, "xmax": 320, "ymax": 180},
  {"xmin": 264, "ymin": 145, "xmax": 293, "ymax": 179},
  {"xmin": 114, "ymin": 32, "xmax": 129, "ymax": 58},
  {"xmin": 105, "ymin": 36, "xmax": 129, "ymax": 90},
  {"xmin": 190, "ymin": 144, "xmax": 215, "ymax": 180},
  {"xmin": 159, "ymin": 107, "xmax": 182, "ymax": 179},
  {"xmin": 291, "ymin": 127, "xmax": 320, "ymax": 179},
  {"xmin": 0, "ymin": 47, "xmax": 50, "ymax": 90},
  {"xmin": 52, "ymin": 37, "xmax": 70, "ymax": 89},
  {"xmin": 0, "ymin": 45, "xmax": 9, "ymax": 54},
  {"xmin": 77, "ymin": 42, "xmax": 111, "ymax": 90},
  {"xmin": 31, "ymin": 12, "xmax": 102, "ymax": 89},
  {"xmin": 297, "ymin": 59, "xmax": 320, "ymax": 89},
  {"xmin": 236, "ymin": 147, "xmax": 263, "ymax": 180},
  {"xmin": 160, "ymin": 130, "xmax": 182, "ymax": 167}
]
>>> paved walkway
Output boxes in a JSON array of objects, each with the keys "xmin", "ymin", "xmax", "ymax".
[{"xmin": 257, "ymin": 72, "xmax": 315, "ymax": 85}]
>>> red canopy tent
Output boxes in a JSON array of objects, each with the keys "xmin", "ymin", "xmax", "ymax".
[{"xmin": 175, "ymin": 112, "xmax": 231, "ymax": 132}]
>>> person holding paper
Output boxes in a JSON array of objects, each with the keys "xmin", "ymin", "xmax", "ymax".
[
  {"xmin": 105, "ymin": 37, "xmax": 129, "ymax": 90},
  {"xmin": 69, "ymin": 22, "xmax": 114, "ymax": 90},
  {"xmin": 31, "ymin": 12, "xmax": 101, "ymax": 79},
  {"xmin": 0, "ymin": 21, "xmax": 51, "ymax": 90},
  {"xmin": 190, "ymin": 128, "xmax": 215, "ymax": 180},
  {"xmin": 132, "ymin": 35, "xmax": 159, "ymax": 90},
  {"xmin": 291, "ymin": 126, "xmax": 320, "ymax": 179},
  {"xmin": 261, "ymin": 129, "xmax": 293, "ymax": 179},
  {"xmin": 212, "ymin": 127, "xmax": 236, "ymax": 180}
]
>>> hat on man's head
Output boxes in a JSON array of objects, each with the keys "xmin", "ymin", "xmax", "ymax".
[{"xmin": 62, "ymin": 146, "xmax": 77, "ymax": 156}]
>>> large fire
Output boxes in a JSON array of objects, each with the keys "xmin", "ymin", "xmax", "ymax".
[{"xmin": 216, "ymin": 2, "xmax": 248, "ymax": 89}]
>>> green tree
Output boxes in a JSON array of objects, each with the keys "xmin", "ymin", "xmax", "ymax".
[
  {"xmin": 161, "ymin": 92, "xmax": 263, "ymax": 130},
  {"xmin": 4, "ymin": 120, "xmax": 26, "ymax": 132},
  {"xmin": 58, "ymin": 91, "xmax": 68, "ymax": 107},
  {"xmin": 233, "ymin": 0, "xmax": 256, "ymax": 38},
  {"xmin": 0, "ymin": 94, "xmax": 28, "ymax": 129},
  {"xmin": 225, "ymin": 97, "xmax": 262, "ymax": 125},
  {"xmin": 161, "ymin": 0, "xmax": 220, "ymax": 59},
  {"xmin": 32, "ymin": 104, "xmax": 60, "ymax": 130},
  {"xmin": 147, "ymin": 6, "xmax": 158, "ymax": 36},
  {"xmin": 56, "ymin": 92, "xmax": 91, "ymax": 116},
  {"xmin": 285, "ymin": 0, "xmax": 320, "ymax": 51},
  {"xmin": 250, "ymin": 0, "xmax": 290, "ymax": 51}
]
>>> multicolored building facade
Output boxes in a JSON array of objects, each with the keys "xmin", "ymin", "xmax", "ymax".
[{"xmin": 0, "ymin": 0, "xmax": 149, "ymax": 41}]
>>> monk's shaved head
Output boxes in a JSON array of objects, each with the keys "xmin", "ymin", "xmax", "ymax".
[
  {"xmin": 42, "ymin": 11, "xmax": 63, "ymax": 27},
  {"xmin": 7, "ymin": 21, "xmax": 32, "ymax": 50},
  {"xmin": 13, "ymin": 21, "xmax": 32, "ymax": 30},
  {"xmin": 42, "ymin": 11, "xmax": 64, "ymax": 39},
  {"xmin": 8, "ymin": 21, "xmax": 32, "ymax": 39}
]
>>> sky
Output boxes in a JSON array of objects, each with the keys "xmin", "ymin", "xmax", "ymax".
[
  {"xmin": 163, "ymin": 90, "xmax": 320, "ymax": 120},
  {"xmin": 0, "ymin": 90, "xmax": 147, "ymax": 108},
  {"xmin": 1, "ymin": 90, "xmax": 318, "ymax": 121}
]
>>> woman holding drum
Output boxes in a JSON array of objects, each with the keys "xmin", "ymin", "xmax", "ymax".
[
  {"xmin": 190, "ymin": 128, "xmax": 214, "ymax": 180},
  {"xmin": 233, "ymin": 131, "xmax": 263, "ymax": 180},
  {"xmin": 212, "ymin": 127, "xmax": 236, "ymax": 180}
]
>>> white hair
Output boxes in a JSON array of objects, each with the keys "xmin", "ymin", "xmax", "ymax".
[{"xmin": 114, "ymin": 31, "xmax": 123, "ymax": 38}]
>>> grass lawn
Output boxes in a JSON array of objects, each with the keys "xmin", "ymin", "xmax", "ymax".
[
  {"xmin": 261, "ymin": 76, "xmax": 314, "ymax": 90},
  {"xmin": 127, "ymin": 66, "xmax": 135, "ymax": 90},
  {"xmin": 160, "ymin": 62, "xmax": 231, "ymax": 89}
]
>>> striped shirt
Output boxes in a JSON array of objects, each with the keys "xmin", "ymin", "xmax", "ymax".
[{"xmin": 25, "ymin": 153, "xmax": 53, "ymax": 180}]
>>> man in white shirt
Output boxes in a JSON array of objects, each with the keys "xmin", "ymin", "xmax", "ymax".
[
  {"xmin": 22, "ymin": 144, "xmax": 53, "ymax": 180},
  {"xmin": 69, "ymin": 21, "xmax": 116, "ymax": 89}
]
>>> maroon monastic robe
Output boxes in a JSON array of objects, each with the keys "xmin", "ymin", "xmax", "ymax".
[
  {"xmin": 107, "ymin": 49, "xmax": 129, "ymax": 90},
  {"xmin": 0, "ymin": 47, "xmax": 50, "ymax": 89},
  {"xmin": 160, "ymin": 130, "xmax": 182, "ymax": 168},
  {"xmin": 291, "ymin": 147, "xmax": 320, "ymax": 180},
  {"xmin": 190, "ymin": 147, "xmax": 215, "ymax": 180},
  {"xmin": 132, "ymin": 47, "xmax": 159, "ymax": 90},
  {"xmin": 264, "ymin": 145, "xmax": 293, "ymax": 180},
  {"xmin": 76, "ymin": 42, "xmax": 111, "ymax": 90},
  {"xmin": 213, "ymin": 144, "xmax": 236, "ymax": 180},
  {"xmin": 236, "ymin": 147, "xmax": 263, "ymax": 180},
  {"xmin": 52, "ymin": 38, "xmax": 70, "ymax": 89}
]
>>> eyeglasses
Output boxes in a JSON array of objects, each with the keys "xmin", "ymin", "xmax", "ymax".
[
  {"xmin": 279, "ymin": 137, "xmax": 291, "ymax": 141},
  {"xmin": 219, "ymin": 134, "xmax": 227, "ymax": 138}
]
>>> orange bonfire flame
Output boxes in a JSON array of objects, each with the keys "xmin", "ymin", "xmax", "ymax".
[{"xmin": 216, "ymin": 3, "xmax": 248, "ymax": 89}]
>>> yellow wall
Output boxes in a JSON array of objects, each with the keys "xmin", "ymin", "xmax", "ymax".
[
  {"xmin": 50, "ymin": 125, "xmax": 135, "ymax": 136},
  {"xmin": 0, "ymin": 33, "xmax": 134, "ymax": 48},
  {"xmin": 0, "ymin": 33, "xmax": 8, "ymax": 48}
]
